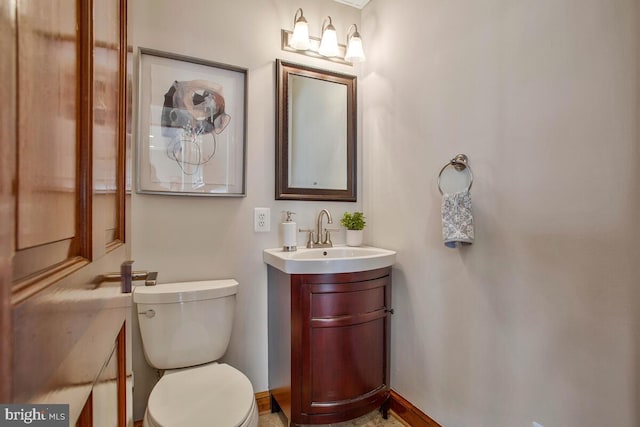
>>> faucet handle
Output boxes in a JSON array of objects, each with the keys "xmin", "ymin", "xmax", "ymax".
[
  {"xmin": 323, "ymin": 228, "xmax": 341, "ymax": 246},
  {"xmin": 299, "ymin": 228, "xmax": 315, "ymax": 248}
]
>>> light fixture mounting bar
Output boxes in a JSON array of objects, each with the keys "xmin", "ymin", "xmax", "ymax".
[{"xmin": 281, "ymin": 29, "xmax": 352, "ymax": 66}]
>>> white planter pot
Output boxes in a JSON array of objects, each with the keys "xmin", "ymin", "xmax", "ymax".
[{"xmin": 346, "ymin": 229, "xmax": 364, "ymax": 247}]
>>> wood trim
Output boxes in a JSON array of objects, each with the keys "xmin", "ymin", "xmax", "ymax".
[
  {"xmin": 275, "ymin": 60, "xmax": 357, "ymax": 202},
  {"xmin": 11, "ymin": 257, "xmax": 90, "ymax": 305},
  {"xmin": 389, "ymin": 389, "xmax": 441, "ymax": 427},
  {"xmin": 297, "ymin": 267, "xmax": 390, "ymax": 285},
  {"xmin": 255, "ymin": 390, "xmax": 272, "ymax": 415},
  {"xmin": 106, "ymin": 240, "xmax": 125, "ymax": 253},
  {"xmin": 0, "ymin": 264, "xmax": 11, "ymax": 402},
  {"xmin": 0, "ymin": 0, "xmax": 16, "ymax": 402},
  {"xmin": 77, "ymin": 0, "xmax": 94, "ymax": 260},
  {"xmin": 117, "ymin": 323, "xmax": 126, "ymax": 427},
  {"xmin": 76, "ymin": 391, "xmax": 93, "ymax": 427},
  {"xmin": 310, "ymin": 308, "xmax": 387, "ymax": 328},
  {"xmin": 116, "ymin": 0, "xmax": 128, "ymax": 244}
]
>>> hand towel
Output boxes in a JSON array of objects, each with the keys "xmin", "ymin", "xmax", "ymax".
[{"xmin": 442, "ymin": 189, "xmax": 474, "ymax": 248}]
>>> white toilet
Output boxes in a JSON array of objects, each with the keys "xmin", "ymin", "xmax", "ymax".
[{"xmin": 134, "ymin": 279, "xmax": 259, "ymax": 427}]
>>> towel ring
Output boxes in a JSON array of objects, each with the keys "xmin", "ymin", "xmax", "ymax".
[{"xmin": 437, "ymin": 154, "xmax": 473, "ymax": 195}]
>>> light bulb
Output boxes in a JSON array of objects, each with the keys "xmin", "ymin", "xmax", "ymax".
[
  {"xmin": 345, "ymin": 35, "xmax": 365, "ymax": 62},
  {"xmin": 290, "ymin": 9, "xmax": 310, "ymax": 50},
  {"xmin": 318, "ymin": 17, "xmax": 339, "ymax": 57},
  {"xmin": 345, "ymin": 25, "xmax": 365, "ymax": 63}
]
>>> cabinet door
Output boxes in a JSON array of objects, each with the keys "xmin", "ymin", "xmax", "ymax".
[{"xmin": 300, "ymin": 275, "xmax": 391, "ymax": 417}]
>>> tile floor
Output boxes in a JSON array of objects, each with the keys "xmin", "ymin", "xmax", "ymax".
[{"xmin": 258, "ymin": 410, "xmax": 406, "ymax": 427}]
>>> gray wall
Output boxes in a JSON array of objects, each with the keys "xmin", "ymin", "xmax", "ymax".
[
  {"xmin": 130, "ymin": 0, "xmax": 640, "ymax": 425},
  {"xmin": 128, "ymin": 0, "xmax": 362, "ymax": 421},
  {"xmin": 362, "ymin": 0, "xmax": 640, "ymax": 426}
]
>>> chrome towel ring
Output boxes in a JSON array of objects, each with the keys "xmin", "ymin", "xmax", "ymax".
[{"xmin": 437, "ymin": 154, "xmax": 473, "ymax": 195}]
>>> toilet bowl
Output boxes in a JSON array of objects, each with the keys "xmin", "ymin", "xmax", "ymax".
[
  {"xmin": 134, "ymin": 280, "xmax": 258, "ymax": 427},
  {"xmin": 143, "ymin": 363, "xmax": 259, "ymax": 427}
]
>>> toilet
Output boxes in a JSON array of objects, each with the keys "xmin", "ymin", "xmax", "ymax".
[{"xmin": 134, "ymin": 279, "xmax": 259, "ymax": 427}]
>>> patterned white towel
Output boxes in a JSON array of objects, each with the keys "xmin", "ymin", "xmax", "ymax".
[{"xmin": 442, "ymin": 190, "xmax": 474, "ymax": 248}]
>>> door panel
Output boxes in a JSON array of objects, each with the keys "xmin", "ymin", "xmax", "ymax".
[
  {"xmin": 13, "ymin": 0, "xmax": 86, "ymax": 291},
  {"xmin": 17, "ymin": 0, "xmax": 79, "ymax": 250},
  {"xmin": 94, "ymin": 0, "xmax": 123, "ymax": 254}
]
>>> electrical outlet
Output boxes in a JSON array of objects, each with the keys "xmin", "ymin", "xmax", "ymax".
[
  {"xmin": 254, "ymin": 208, "xmax": 270, "ymax": 232},
  {"xmin": 533, "ymin": 422, "xmax": 544, "ymax": 427}
]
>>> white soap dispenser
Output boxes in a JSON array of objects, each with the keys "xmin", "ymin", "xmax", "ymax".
[{"xmin": 282, "ymin": 211, "xmax": 297, "ymax": 252}]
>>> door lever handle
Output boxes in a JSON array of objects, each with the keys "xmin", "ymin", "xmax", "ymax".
[
  {"xmin": 98, "ymin": 261, "xmax": 159, "ymax": 293},
  {"xmin": 144, "ymin": 271, "xmax": 158, "ymax": 286},
  {"xmin": 120, "ymin": 260, "xmax": 134, "ymax": 293}
]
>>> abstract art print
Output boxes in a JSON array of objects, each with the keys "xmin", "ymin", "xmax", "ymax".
[{"xmin": 137, "ymin": 48, "xmax": 247, "ymax": 196}]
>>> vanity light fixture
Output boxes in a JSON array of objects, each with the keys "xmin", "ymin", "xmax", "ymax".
[
  {"xmin": 289, "ymin": 8, "xmax": 310, "ymax": 50},
  {"xmin": 318, "ymin": 16, "xmax": 339, "ymax": 57},
  {"xmin": 344, "ymin": 24, "xmax": 365, "ymax": 63},
  {"xmin": 281, "ymin": 10, "xmax": 366, "ymax": 66}
]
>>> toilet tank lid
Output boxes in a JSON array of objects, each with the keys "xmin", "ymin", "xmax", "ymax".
[{"xmin": 133, "ymin": 279, "xmax": 239, "ymax": 304}]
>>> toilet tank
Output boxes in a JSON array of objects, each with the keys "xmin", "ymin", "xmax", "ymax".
[{"xmin": 133, "ymin": 279, "xmax": 238, "ymax": 370}]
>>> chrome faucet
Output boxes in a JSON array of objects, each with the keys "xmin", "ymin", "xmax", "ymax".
[
  {"xmin": 301, "ymin": 209, "xmax": 338, "ymax": 248},
  {"xmin": 314, "ymin": 209, "xmax": 334, "ymax": 248}
]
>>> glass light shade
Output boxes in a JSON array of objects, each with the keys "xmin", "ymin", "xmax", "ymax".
[
  {"xmin": 290, "ymin": 19, "xmax": 310, "ymax": 50},
  {"xmin": 345, "ymin": 35, "xmax": 365, "ymax": 62},
  {"xmin": 318, "ymin": 25, "xmax": 339, "ymax": 57}
]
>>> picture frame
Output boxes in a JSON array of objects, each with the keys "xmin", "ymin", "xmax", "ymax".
[{"xmin": 137, "ymin": 48, "xmax": 247, "ymax": 196}]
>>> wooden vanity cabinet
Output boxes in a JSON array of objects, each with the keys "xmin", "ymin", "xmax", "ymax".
[{"xmin": 268, "ymin": 266, "xmax": 392, "ymax": 426}]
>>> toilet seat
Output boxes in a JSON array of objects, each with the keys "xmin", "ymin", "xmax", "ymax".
[{"xmin": 145, "ymin": 363, "xmax": 257, "ymax": 427}]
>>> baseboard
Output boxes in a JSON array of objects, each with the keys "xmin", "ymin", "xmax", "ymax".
[
  {"xmin": 389, "ymin": 389, "xmax": 441, "ymax": 427},
  {"xmin": 255, "ymin": 390, "xmax": 272, "ymax": 415}
]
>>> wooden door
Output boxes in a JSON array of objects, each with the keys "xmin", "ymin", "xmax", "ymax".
[{"xmin": 0, "ymin": 0, "xmax": 131, "ymax": 424}]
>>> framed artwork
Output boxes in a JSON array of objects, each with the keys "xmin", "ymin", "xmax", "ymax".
[{"xmin": 137, "ymin": 48, "xmax": 247, "ymax": 196}]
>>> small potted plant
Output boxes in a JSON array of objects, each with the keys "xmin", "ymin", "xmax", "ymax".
[{"xmin": 340, "ymin": 211, "xmax": 366, "ymax": 247}]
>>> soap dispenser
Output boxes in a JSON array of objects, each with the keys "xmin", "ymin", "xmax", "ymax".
[{"xmin": 281, "ymin": 211, "xmax": 297, "ymax": 252}]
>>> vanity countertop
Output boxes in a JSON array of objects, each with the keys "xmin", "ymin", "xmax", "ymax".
[{"xmin": 263, "ymin": 245, "xmax": 396, "ymax": 275}]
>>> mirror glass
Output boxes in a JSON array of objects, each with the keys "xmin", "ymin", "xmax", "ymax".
[{"xmin": 276, "ymin": 60, "xmax": 356, "ymax": 201}]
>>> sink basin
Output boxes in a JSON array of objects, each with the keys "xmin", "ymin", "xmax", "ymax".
[
  {"xmin": 290, "ymin": 247, "xmax": 382, "ymax": 260},
  {"xmin": 263, "ymin": 246, "xmax": 396, "ymax": 274}
]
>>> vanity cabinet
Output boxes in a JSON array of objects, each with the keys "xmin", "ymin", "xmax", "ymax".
[{"xmin": 268, "ymin": 266, "xmax": 391, "ymax": 426}]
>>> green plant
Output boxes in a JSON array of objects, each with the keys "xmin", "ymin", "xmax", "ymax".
[{"xmin": 340, "ymin": 211, "xmax": 366, "ymax": 230}]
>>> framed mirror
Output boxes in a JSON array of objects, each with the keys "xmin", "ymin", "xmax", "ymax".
[{"xmin": 276, "ymin": 60, "xmax": 356, "ymax": 201}]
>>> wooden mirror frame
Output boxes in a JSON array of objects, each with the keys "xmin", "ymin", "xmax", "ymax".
[{"xmin": 276, "ymin": 60, "xmax": 357, "ymax": 201}]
